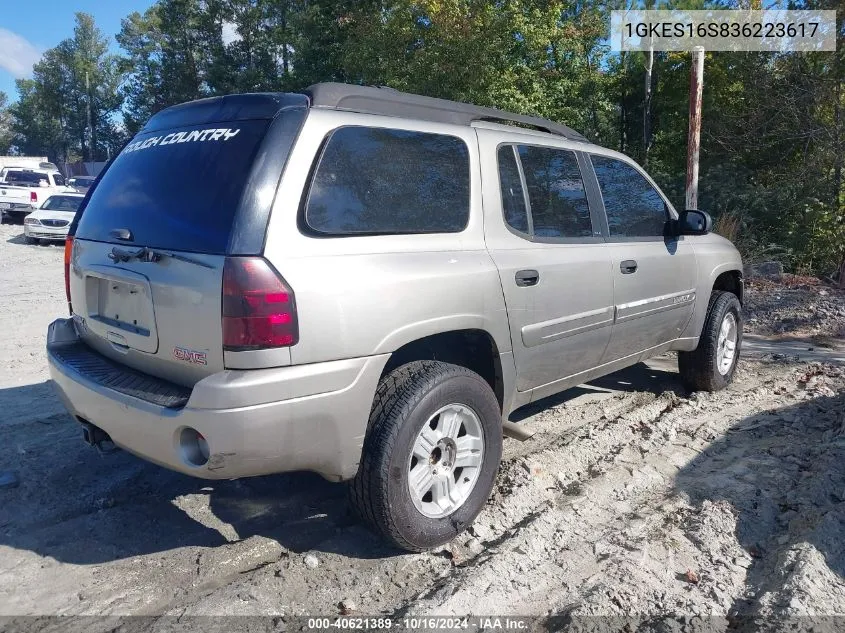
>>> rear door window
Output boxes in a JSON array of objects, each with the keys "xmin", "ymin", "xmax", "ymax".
[
  {"xmin": 497, "ymin": 146, "xmax": 529, "ymax": 234},
  {"xmin": 517, "ymin": 145, "xmax": 593, "ymax": 239},
  {"xmin": 591, "ymin": 155, "xmax": 668, "ymax": 238},
  {"xmin": 304, "ymin": 127, "xmax": 470, "ymax": 235},
  {"xmin": 75, "ymin": 120, "xmax": 270, "ymax": 254},
  {"xmin": 495, "ymin": 144, "xmax": 593, "ymax": 240}
]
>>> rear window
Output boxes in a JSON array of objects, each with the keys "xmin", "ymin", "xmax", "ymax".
[
  {"xmin": 75, "ymin": 120, "xmax": 270, "ymax": 254},
  {"xmin": 42, "ymin": 196, "xmax": 83, "ymax": 212},
  {"xmin": 304, "ymin": 127, "xmax": 470, "ymax": 235},
  {"xmin": 6, "ymin": 171, "xmax": 48, "ymax": 186}
]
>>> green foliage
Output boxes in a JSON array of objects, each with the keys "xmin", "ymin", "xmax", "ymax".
[
  {"xmin": 7, "ymin": 0, "xmax": 845, "ymax": 275},
  {"xmin": 0, "ymin": 92, "xmax": 13, "ymax": 154},
  {"xmin": 10, "ymin": 13, "xmax": 123, "ymax": 162}
]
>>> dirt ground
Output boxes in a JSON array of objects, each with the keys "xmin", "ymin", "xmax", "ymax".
[
  {"xmin": 1, "ymin": 223, "xmax": 844, "ymax": 626},
  {"xmin": 745, "ymin": 274, "xmax": 845, "ymax": 340}
]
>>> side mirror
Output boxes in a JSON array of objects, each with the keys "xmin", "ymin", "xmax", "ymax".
[{"xmin": 678, "ymin": 209, "xmax": 712, "ymax": 235}]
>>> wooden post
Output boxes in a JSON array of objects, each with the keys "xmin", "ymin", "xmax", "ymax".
[
  {"xmin": 685, "ymin": 47, "xmax": 704, "ymax": 211},
  {"xmin": 643, "ymin": 39, "xmax": 654, "ymax": 167},
  {"xmin": 839, "ymin": 255, "xmax": 845, "ymax": 289}
]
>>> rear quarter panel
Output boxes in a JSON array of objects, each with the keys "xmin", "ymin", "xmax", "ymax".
[{"xmin": 261, "ymin": 109, "xmax": 511, "ymax": 365}]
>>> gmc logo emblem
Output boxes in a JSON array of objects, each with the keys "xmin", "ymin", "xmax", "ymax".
[{"xmin": 173, "ymin": 346, "xmax": 208, "ymax": 366}]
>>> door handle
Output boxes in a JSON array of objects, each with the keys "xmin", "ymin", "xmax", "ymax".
[
  {"xmin": 515, "ymin": 269, "xmax": 540, "ymax": 287},
  {"xmin": 620, "ymin": 260, "xmax": 638, "ymax": 274}
]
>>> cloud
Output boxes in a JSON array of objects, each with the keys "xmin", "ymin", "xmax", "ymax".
[
  {"xmin": 0, "ymin": 28, "xmax": 42, "ymax": 79},
  {"xmin": 221, "ymin": 21, "xmax": 241, "ymax": 46}
]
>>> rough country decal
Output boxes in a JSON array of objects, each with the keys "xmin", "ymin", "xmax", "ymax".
[
  {"xmin": 173, "ymin": 346, "xmax": 208, "ymax": 366},
  {"xmin": 122, "ymin": 128, "xmax": 241, "ymax": 154}
]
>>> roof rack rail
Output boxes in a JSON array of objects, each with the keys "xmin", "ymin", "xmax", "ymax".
[{"xmin": 304, "ymin": 83, "xmax": 586, "ymax": 142}]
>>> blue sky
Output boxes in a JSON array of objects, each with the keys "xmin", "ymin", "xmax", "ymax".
[{"xmin": 0, "ymin": 0, "xmax": 153, "ymax": 101}]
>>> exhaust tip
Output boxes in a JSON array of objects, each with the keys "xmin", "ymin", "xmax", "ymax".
[
  {"xmin": 79, "ymin": 420, "xmax": 111, "ymax": 446},
  {"xmin": 179, "ymin": 427, "xmax": 210, "ymax": 467}
]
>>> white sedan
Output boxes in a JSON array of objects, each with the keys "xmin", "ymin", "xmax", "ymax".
[{"xmin": 23, "ymin": 193, "xmax": 85, "ymax": 244}]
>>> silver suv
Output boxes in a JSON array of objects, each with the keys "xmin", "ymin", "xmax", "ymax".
[{"xmin": 47, "ymin": 84, "xmax": 743, "ymax": 551}]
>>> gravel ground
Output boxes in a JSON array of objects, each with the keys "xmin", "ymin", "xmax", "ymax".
[
  {"xmin": 744, "ymin": 275, "xmax": 845, "ymax": 340},
  {"xmin": 1, "ymin": 223, "xmax": 844, "ymax": 627}
]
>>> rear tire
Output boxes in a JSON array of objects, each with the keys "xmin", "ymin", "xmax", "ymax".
[
  {"xmin": 679, "ymin": 290, "xmax": 742, "ymax": 392},
  {"xmin": 349, "ymin": 361, "xmax": 502, "ymax": 552}
]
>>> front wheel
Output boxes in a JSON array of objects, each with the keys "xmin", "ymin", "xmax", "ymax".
[
  {"xmin": 349, "ymin": 361, "xmax": 502, "ymax": 552},
  {"xmin": 679, "ymin": 290, "xmax": 742, "ymax": 392}
]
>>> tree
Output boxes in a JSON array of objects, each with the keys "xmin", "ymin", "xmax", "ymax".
[
  {"xmin": 8, "ymin": 0, "xmax": 842, "ymax": 276},
  {"xmin": 10, "ymin": 79, "xmax": 66, "ymax": 161},
  {"xmin": 208, "ymin": 0, "xmax": 289, "ymax": 93},
  {"xmin": 118, "ymin": 0, "xmax": 230, "ymax": 130},
  {"xmin": 11, "ymin": 13, "xmax": 124, "ymax": 163},
  {"xmin": 116, "ymin": 7, "xmax": 167, "ymax": 135},
  {"xmin": 0, "ymin": 92, "xmax": 12, "ymax": 154}
]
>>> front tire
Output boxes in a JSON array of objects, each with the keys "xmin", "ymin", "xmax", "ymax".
[
  {"xmin": 679, "ymin": 290, "xmax": 742, "ymax": 392},
  {"xmin": 350, "ymin": 361, "xmax": 502, "ymax": 552}
]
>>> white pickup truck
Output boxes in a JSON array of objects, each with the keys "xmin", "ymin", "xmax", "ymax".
[{"xmin": 0, "ymin": 168, "xmax": 71, "ymax": 223}]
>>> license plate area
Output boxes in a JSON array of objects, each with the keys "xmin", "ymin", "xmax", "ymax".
[{"xmin": 84, "ymin": 267, "xmax": 158, "ymax": 354}]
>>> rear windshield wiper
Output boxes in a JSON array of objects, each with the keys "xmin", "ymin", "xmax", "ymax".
[{"xmin": 108, "ymin": 246, "xmax": 214, "ymax": 269}]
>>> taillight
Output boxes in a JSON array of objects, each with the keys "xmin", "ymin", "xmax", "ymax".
[
  {"xmin": 30, "ymin": 191, "xmax": 37, "ymax": 204},
  {"xmin": 222, "ymin": 257, "xmax": 298, "ymax": 350},
  {"xmin": 63, "ymin": 236, "xmax": 73, "ymax": 314}
]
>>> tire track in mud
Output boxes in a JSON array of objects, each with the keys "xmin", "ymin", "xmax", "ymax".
[
  {"xmin": 389, "ymin": 393, "xmax": 694, "ymax": 615},
  {"xmin": 139, "ymin": 374, "xmax": 693, "ymax": 617},
  {"xmin": 389, "ymin": 362, "xmax": 844, "ymax": 618}
]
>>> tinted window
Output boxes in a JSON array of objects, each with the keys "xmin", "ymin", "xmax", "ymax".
[
  {"xmin": 42, "ymin": 196, "xmax": 82, "ymax": 212},
  {"xmin": 54, "ymin": 174, "xmax": 65, "ymax": 186},
  {"xmin": 517, "ymin": 145, "xmax": 592, "ymax": 238},
  {"xmin": 305, "ymin": 127, "xmax": 469, "ymax": 235},
  {"xmin": 591, "ymin": 155, "xmax": 667, "ymax": 237},
  {"xmin": 497, "ymin": 146, "xmax": 529, "ymax": 233},
  {"xmin": 6, "ymin": 171, "xmax": 46, "ymax": 186},
  {"xmin": 75, "ymin": 120, "xmax": 270, "ymax": 254}
]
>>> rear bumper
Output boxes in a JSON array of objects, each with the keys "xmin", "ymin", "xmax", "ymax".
[
  {"xmin": 1, "ymin": 205, "xmax": 34, "ymax": 219},
  {"xmin": 47, "ymin": 318, "xmax": 388, "ymax": 481}
]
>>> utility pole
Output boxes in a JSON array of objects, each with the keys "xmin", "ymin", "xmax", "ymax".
[
  {"xmin": 86, "ymin": 71, "xmax": 93, "ymax": 174},
  {"xmin": 685, "ymin": 47, "xmax": 704, "ymax": 211},
  {"xmin": 643, "ymin": 0, "xmax": 657, "ymax": 167},
  {"xmin": 643, "ymin": 37, "xmax": 654, "ymax": 167}
]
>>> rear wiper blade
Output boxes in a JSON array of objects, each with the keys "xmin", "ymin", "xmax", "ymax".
[{"xmin": 108, "ymin": 246, "xmax": 214, "ymax": 269}]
